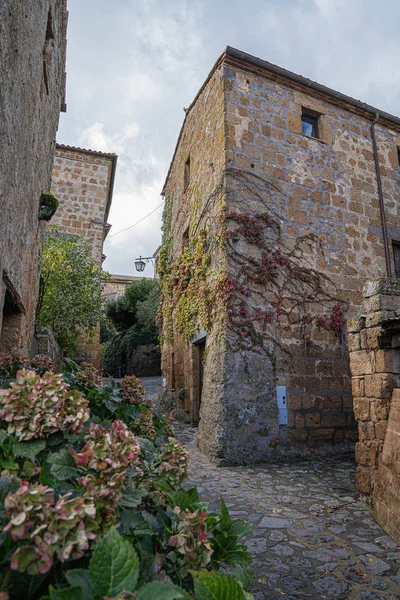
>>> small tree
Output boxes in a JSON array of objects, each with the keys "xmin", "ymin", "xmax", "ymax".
[{"xmin": 37, "ymin": 228, "xmax": 109, "ymax": 353}]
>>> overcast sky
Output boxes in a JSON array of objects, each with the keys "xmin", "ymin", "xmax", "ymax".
[{"xmin": 57, "ymin": 0, "xmax": 400, "ymax": 277}]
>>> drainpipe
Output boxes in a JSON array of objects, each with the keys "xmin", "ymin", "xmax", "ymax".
[{"xmin": 371, "ymin": 113, "xmax": 392, "ymax": 278}]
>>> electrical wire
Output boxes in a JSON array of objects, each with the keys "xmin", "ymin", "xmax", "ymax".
[{"xmin": 108, "ymin": 201, "xmax": 164, "ymax": 238}]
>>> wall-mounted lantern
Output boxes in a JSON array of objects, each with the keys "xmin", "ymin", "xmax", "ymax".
[{"xmin": 134, "ymin": 256, "xmax": 154, "ymax": 272}]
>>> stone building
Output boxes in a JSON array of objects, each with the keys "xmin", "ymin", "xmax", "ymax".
[
  {"xmin": 0, "ymin": 0, "xmax": 68, "ymax": 355},
  {"xmin": 102, "ymin": 275, "xmax": 149, "ymax": 303},
  {"xmin": 50, "ymin": 144, "xmax": 118, "ymax": 365},
  {"xmin": 160, "ymin": 47, "xmax": 400, "ymax": 464}
]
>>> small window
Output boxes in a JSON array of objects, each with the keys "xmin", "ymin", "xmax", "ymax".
[
  {"xmin": 302, "ymin": 112, "xmax": 319, "ymax": 138},
  {"xmin": 397, "ymin": 147, "xmax": 400, "ymax": 169},
  {"xmin": 393, "ymin": 242, "xmax": 400, "ymax": 279},
  {"xmin": 184, "ymin": 156, "xmax": 190, "ymax": 192}
]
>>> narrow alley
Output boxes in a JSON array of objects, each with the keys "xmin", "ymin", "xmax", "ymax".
[{"xmin": 143, "ymin": 377, "xmax": 400, "ymax": 600}]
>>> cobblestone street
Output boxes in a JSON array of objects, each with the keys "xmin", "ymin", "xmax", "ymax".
[{"xmin": 142, "ymin": 378, "xmax": 400, "ymax": 600}]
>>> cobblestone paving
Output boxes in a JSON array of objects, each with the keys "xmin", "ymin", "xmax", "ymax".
[{"xmin": 141, "ymin": 378, "xmax": 400, "ymax": 600}]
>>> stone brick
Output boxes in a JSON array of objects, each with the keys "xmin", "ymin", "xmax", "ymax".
[
  {"xmin": 287, "ymin": 112, "xmax": 302, "ymax": 134},
  {"xmin": 353, "ymin": 397, "xmax": 370, "ymax": 421},
  {"xmin": 375, "ymin": 420, "xmax": 388, "ymax": 441},
  {"xmin": 305, "ymin": 412, "xmax": 321, "ymax": 428},
  {"xmin": 349, "ymin": 350, "xmax": 373, "ymax": 376},
  {"xmin": 351, "ymin": 377, "xmax": 365, "ymax": 398},
  {"xmin": 364, "ymin": 373, "xmax": 398, "ymax": 399},
  {"xmin": 358, "ymin": 421, "xmax": 375, "ymax": 441},
  {"xmin": 356, "ymin": 466, "xmax": 373, "ymax": 494},
  {"xmin": 355, "ymin": 441, "xmax": 380, "ymax": 467}
]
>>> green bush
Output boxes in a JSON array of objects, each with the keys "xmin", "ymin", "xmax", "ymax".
[{"xmin": 0, "ymin": 359, "xmax": 253, "ymax": 599}]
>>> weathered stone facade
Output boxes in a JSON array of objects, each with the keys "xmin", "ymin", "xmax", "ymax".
[
  {"xmin": 50, "ymin": 145, "xmax": 117, "ymax": 364},
  {"xmin": 0, "ymin": 0, "xmax": 67, "ymax": 355},
  {"xmin": 161, "ymin": 48, "xmax": 400, "ymax": 464},
  {"xmin": 102, "ymin": 275, "xmax": 149, "ymax": 303},
  {"xmin": 348, "ymin": 278, "xmax": 400, "ymax": 544}
]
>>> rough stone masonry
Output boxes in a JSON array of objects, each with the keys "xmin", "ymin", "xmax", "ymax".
[
  {"xmin": 0, "ymin": 0, "xmax": 67, "ymax": 355},
  {"xmin": 160, "ymin": 47, "xmax": 400, "ymax": 464}
]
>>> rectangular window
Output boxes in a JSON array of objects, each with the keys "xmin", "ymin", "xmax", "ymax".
[
  {"xmin": 184, "ymin": 156, "xmax": 190, "ymax": 192},
  {"xmin": 393, "ymin": 242, "xmax": 400, "ymax": 279},
  {"xmin": 397, "ymin": 147, "xmax": 400, "ymax": 168},
  {"xmin": 302, "ymin": 112, "xmax": 319, "ymax": 138}
]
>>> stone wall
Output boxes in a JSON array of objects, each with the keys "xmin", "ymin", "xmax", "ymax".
[
  {"xmin": 0, "ymin": 0, "xmax": 67, "ymax": 355},
  {"xmin": 161, "ymin": 64, "xmax": 227, "ymax": 439},
  {"xmin": 36, "ymin": 326, "xmax": 63, "ymax": 372},
  {"xmin": 50, "ymin": 145, "xmax": 117, "ymax": 365},
  {"xmin": 102, "ymin": 275, "xmax": 148, "ymax": 303},
  {"xmin": 51, "ymin": 145, "xmax": 116, "ymax": 266},
  {"xmin": 161, "ymin": 49, "xmax": 400, "ymax": 464},
  {"xmin": 220, "ymin": 57, "xmax": 400, "ymax": 460},
  {"xmin": 348, "ymin": 278, "xmax": 400, "ymax": 543}
]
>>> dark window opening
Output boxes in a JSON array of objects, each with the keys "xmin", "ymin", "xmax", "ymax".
[
  {"xmin": 0, "ymin": 273, "xmax": 24, "ymax": 353},
  {"xmin": 45, "ymin": 9, "xmax": 55, "ymax": 41},
  {"xmin": 184, "ymin": 156, "xmax": 190, "ymax": 192},
  {"xmin": 43, "ymin": 9, "xmax": 55, "ymax": 95},
  {"xmin": 302, "ymin": 112, "xmax": 319, "ymax": 138},
  {"xmin": 171, "ymin": 352, "xmax": 175, "ymax": 390},
  {"xmin": 183, "ymin": 227, "xmax": 190, "ymax": 248},
  {"xmin": 393, "ymin": 242, "xmax": 400, "ymax": 279},
  {"xmin": 397, "ymin": 147, "xmax": 400, "ymax": 169}
]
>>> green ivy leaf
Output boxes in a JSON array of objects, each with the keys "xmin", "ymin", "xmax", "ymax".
[
  {"xmin": 48, "ymin": 448, "xmax": 79, "ymax": 480},
  {"xmin": 88, "ymin": 527, "xmax": 139, "ymax": 597},
  {"xmin": 65, "ymin": 569, "xmax": 93, "ymax": 600},
  {"xmin": 136, "ymin": 581, "xmax": 192, "ymax": 600},
  {"xmin": 49, "ymin": 586, "xmax": 83, "ymax": 600},
  {"xmin": 12, "ymin": 439, "xmax": 46, "ymax": 460},
  {"xmin": 191, "ymin": 571, "xmax": 245, "ymax": 600}
]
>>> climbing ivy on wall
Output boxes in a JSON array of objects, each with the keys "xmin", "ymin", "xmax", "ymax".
[{"xmin": 158, "ymin": 168, "xmax": 346, "ymax": 353}]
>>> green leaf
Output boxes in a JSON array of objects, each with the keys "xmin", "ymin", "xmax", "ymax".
[
  {"xmin": 13, "ymin": 439, "xmax": 46, "ymax": 460},
  {"xmin": 0, "ymin": 430, "xmax": 9, "ymax": 444},
  {"xmin": 227, "ymin": 521, "xmax": 252, "ymax": 539},
  {"xmin": 89, "ymin": 527, "xmax": 139, "ymax": 597},
  {"xmin": 65, "ymin": 569, "xmax": 93, "ymax": 600},
  {"xmin": 231, "ymin": 565, "xmax": 253, "ymax": 590},
  {"xmin": 0, "ymin": 475, "xmax": 13, "ymax": 503},
  {"xmin": 219, "ymin": 498, "xmax": 232, "ymax": 531},
  {"xmin": 118, "ymin": 480, "xmax": 146, "ymax": 509},
  {"xmin": 137, "ymin": 581, "xmax": 192, "ymax": 600},
  {"xmin": 49, "ymin": 586, "xmax": 83, "ymax": 600},
  {"xmin": 191, "ymin": 571, "xmax": 245, "ymax": 600},
  {"xmin": 48, "ymin": 448, "xmax": 79, "ymax": 480}
]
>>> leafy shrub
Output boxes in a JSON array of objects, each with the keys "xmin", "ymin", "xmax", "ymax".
[
  {"xmin": 120, "ymin": 375, "xmax": 147, "ymax": 404},
  {"xmin": 29, "ymin": 355, "xmax": 56, "ymax": 376},
  {"xmin": 0, "ymin": 360, "xmax": 253, "ymax": 599},
  {"xmin": 0, "ymin": 354, "xmax": 26, "ymax": 378},
  {"xmin": 0, "ymin": 369, "xmax": 89, "ymax": 441},
  {"xmin": 76, "ymin": 361, "xmax": 103, "ymax": 389}
]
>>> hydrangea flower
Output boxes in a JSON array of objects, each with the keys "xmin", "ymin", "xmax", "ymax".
[
  {"xmin": 157, "ymin": 438, "xmax": 189, "ymax": 489},
  {"xmin": 71, "ymin": 420, "xmax": 141, "ymax": 509},
  {"xmin": 132, "ymin": 409, "xmax": 156, "ymax": 441},
  {"xmin": 0, "ymin": 353, "xmax": 26, "ymax": 378},
  {"xmin": 0, "ymin": 369, "xmax": 90, "ymax": 441},
  {"xmin": 167, "ymin": 506, "xmax": 212, "ymax": 579},
  {"xmin": 29, "ymin": 354, "xmax": 56, "ymax": 376},
  {"xmin": 76, "ymin": 361, "xmax": 103, "ymax": 389},
  {"xmin": 3, "ymin": 482, "xmax": 99, "ymax": 574},
  {"xmin": 120, "ymin": 375, "xmax": 147, "ymax": 405}
]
